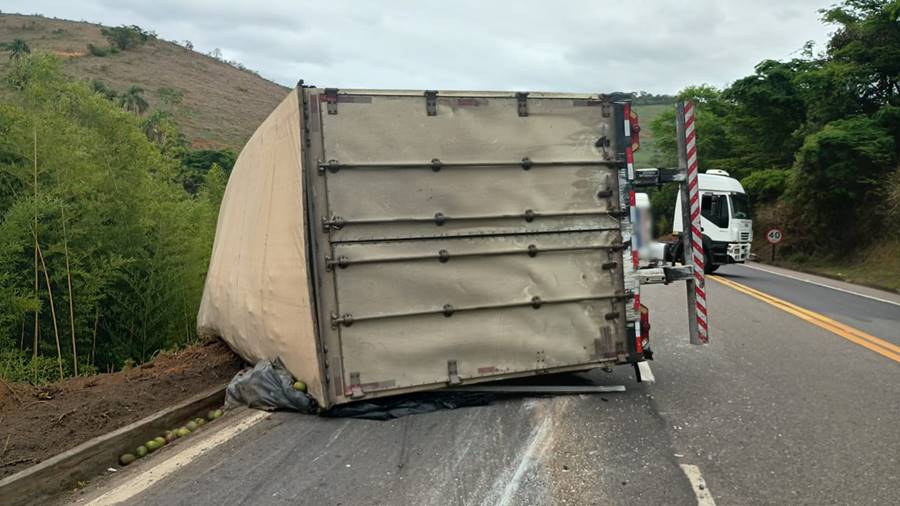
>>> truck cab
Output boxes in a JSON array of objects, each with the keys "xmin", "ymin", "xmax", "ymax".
[{"xmin": 673, "ymin": 170, "xmax": 752, "ymax": 273}]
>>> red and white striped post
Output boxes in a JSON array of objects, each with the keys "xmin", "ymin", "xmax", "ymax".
[{"xmin": 676, "ymin": 101, "xmax": 708, "ymax": 344}]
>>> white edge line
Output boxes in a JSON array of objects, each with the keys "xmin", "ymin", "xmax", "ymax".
[
  {"xmin": 741, "ymin": 263, "xmax": 900, "ymax": 308},
  {"xmin": 679, "ymin": 464, "xmax": 716, "ymax": 506},
  {"xmin": 637, "ymin": 361, "xmax": 656, "ymax": 384},
  {"xmin": 84, "ymin": 410, "xmax": 270, "ymax": 505}
]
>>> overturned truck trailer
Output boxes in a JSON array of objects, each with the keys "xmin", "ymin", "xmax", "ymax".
[{"xmin": 199, "ymin": 85, "xmax": 656, "ymax": 408}]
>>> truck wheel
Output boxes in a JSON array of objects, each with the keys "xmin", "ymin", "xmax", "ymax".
[{"xmin": 703, "ymin": 249, "xmax": 719, "ymax": 274}]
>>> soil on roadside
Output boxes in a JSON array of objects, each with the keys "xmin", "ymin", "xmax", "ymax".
[{"xmin": 0, "ymin": 339, "xmax": 244, "ymax": 479}]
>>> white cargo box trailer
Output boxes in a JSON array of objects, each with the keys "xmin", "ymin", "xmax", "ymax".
[{"xmin": 199, "ymin": 86, "xmax": 679, "ymax": 408}]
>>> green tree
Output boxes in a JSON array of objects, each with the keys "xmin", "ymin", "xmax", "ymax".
[
  {"xmin": 119, "ymin": 85, "xmax": 149, "ymax": 115},
  {"xmin": 821, "ymin": 0, "xmax": 900, "ymax": 112},
  {"xmin": 2, "ymin": 38, "xmax": 31, "ymax": 61},
  {"xmin": 789, "ymin": 115, "xmax": 895, "ymax": 248},
  {"xmin": 0, "ymin": 54, "xmax": 220, "ymax": 380},
  {"xmin": 100, "ymin": 25, "xmax": 151, "ymax": 51}
]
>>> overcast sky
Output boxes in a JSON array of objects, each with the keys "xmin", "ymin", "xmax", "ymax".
[{"xmin": 6, "ymin": 0, "xmax": 835, "ymax": 94}]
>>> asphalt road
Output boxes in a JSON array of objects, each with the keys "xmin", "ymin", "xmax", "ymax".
[
  {"xmin": 716, "ymin": 262, "xmax": 900, "ymax": 347},
  {"xmin": 72, "ymin": 264, "xmax": 900, "ymax": 506}
]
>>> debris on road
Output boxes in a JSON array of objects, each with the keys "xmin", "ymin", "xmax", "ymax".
[
  {"xmin": 225, "ymin": 359, "xmax": 317, "ymax": 413},
  {"xmin": 325, "ymin": 391, "xmax": 495, "ymax": 420}
]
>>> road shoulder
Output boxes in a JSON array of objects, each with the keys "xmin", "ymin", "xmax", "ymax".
[{"xmin": 744, "ymin": 261, "xmax": 900, "ymax": 306}]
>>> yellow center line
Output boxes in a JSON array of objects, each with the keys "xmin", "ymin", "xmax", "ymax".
[{"xmin": 709, "ymin": 275, "xmax": 900, "ymax": 363}]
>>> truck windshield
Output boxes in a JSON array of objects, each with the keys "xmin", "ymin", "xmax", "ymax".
[{"xmin": 730, "ymin": 193, "xmax": 751, "ymax": 220}]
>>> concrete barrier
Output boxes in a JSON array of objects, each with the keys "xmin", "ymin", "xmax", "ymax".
[{"xmin": 0, "ymin": 384, "xmax": 226, "ymax": 506}]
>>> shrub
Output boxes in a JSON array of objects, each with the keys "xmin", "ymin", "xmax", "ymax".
[
  {"xmin": 86, "ymin": 43, "xmax": 111, "ymax": 57},
  {"xmin": 100, "ymin": 25, "xmax": 152, "ymax": 51},
  {"xmin": 742, "ymin": 168, "xmax": 790, "ymax": 203}
]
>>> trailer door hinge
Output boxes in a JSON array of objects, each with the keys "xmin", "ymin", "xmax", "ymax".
[
  {"xmin": 349, "ymin": 372, "xmax": 365, "ymax": 398},
  {"xmin": 425, "ymin": 90, "xmax": 438, "ymax": 116},
  {"xmin": 516, "ymin": 92, "xmax": 529, "ymax": 117},
  {"xmin": 447, "ymin": 360, "xmax": 461, "ymax": 384},
  {"xmin": 324, "ymin": 88, "xmax": 338, "ymax": 115},
  {"xmin": 322, "ymin": 215, "xmax": 345, "ymax": 232}
]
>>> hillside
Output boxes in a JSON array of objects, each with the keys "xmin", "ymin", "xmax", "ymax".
[{"xmin": 0, "ymin": 13, "xmax": 289, "ymax": 150}]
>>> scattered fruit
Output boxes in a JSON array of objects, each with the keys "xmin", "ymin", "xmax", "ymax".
[
  {"xmin": 154, "ymin": 436, "xmax": 167, "ymax": 446},
  {"xmin": 135, "ymin": 445, "xmax": 148, "ymax": 458},
  {"xmin": 145, "ymin": 440, "xmax": 161, "ymax": 452},
  {"xmin": 292, "ymin": 381, "xmax": 307, "ymax": 393},
  {"xmin": 176, "ymin": 427, "xmax": 191, "ymax": 438},
  {"xmin": 185, "ymin": 420, "xmax": 199, "ymax": 431},
  {"xmin": 165, "ymin": 431, "xmax": 178, "ymax": 443},
  {"xmin": 207, "ymin": 409, "xmax": 224, "ymax": 421},
  {"xmin": 119, "ymin": 453, "xmax": 136, "ymax": 466},
  {"xmin": 193, "ymin": 417, "xmax": 206, "ymax": 427}
]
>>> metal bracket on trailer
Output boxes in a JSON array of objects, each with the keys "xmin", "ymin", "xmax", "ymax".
[
  {"xmin": 635, "ymin": 265, "xmax": 695, "ymax": 285},
  {"xmin": 631, "ymin": 167, "xmax": 687, "ymax": 186}
]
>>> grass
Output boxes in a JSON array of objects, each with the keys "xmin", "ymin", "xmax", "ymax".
[
  {"xmin": 0, "ymin": 13, "xmax": 289, "ymax": 150},
  {"xmin": 632, "ymin": 103, "xmax": 671, "ymax": 168}
]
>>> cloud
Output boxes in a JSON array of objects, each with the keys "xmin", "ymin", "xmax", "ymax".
[{"xmin": 5, "ymin": 0, "xmax": 833, "ymax": 93}]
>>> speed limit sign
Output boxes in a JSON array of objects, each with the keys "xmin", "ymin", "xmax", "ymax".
[{"xmin": 766, "ymin": 228, "xmax": 784, "ymax": 245}]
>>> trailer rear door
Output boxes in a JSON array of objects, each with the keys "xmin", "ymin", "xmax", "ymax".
[{"xmin": 304, "ymin": 89, "xmax": 629, "ymax": 402}]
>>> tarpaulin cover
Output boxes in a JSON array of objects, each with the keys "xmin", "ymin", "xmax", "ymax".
[
  {"xmin": 325, "ymin": 392, "xmax": 495, "ymax": 420},
  {"xmin": 225, "ymin": 359, "xmax": 317, "ymax": 413},
  {"xmin": 197, "ymin": 90, "xmax": 325, "ymax": 403}
]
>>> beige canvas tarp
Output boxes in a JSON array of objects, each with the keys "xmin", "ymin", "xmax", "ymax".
[{"xmin": 197, "ymin": 91, "xmax": 325, "ymax": 402}]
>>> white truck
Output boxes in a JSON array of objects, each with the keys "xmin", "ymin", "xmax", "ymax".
[{"xmin": 672, "ymin": 169, "xmax": 752, "ymax": 273}]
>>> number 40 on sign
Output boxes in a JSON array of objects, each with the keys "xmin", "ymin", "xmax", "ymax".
[{"xmin": 766, "ymin": 228, "xmax": 784, "ymax": 261}]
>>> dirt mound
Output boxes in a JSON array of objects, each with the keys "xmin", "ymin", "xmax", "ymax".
[{"xmin": 0, "ymin": 339, "xmax": 244, "ymax": 478}]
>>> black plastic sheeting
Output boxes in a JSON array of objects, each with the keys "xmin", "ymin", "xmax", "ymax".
[
  {"xmin": 325, "ymin": 391, "xmax": 496, "ymax": 420},
  {"xmin": 225, "ymin": 359, "xmax": 318, "ymax": 413}
]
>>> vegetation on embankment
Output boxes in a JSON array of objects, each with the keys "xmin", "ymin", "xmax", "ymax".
[
  {"xmin": 0, "ymin": 53, "xmax": 228, "ymax": 383},
  {"xmin": 646, "ymin": 0, "xmax": 900, "ymax": 288},
  {"xmin": 785, "ymin": 241, "xmax": 900, "ymax": 292},
  {"xmin": 0, "ymin": 13, "xmax": 288, "ymax": 150}
]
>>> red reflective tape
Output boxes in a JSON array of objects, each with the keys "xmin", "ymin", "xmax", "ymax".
[
  {"xmin": 681, "ymin": 101, "xmax": 708, "ymax": 343},
  {"xmin": 629, "ymin": 190, "xmax": 636, "ymax": 206}
]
